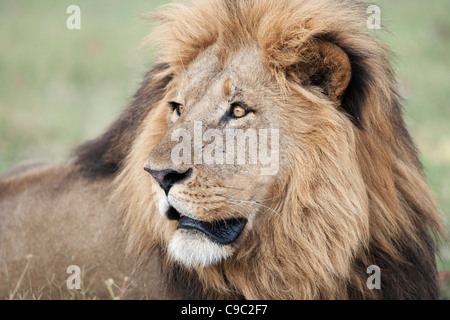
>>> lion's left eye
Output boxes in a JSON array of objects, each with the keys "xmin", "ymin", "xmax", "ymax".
[
  {"xmin": 169, "ymin": 102, "xmax": 184, "ymax": 116},
  {"xmin": 176, "ymin": 105, "xmax": 184, "ymax": 116}
]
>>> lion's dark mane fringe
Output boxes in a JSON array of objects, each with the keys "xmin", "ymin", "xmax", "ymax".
[{"xmin": 74, "ymin": 63, "xmax": 172, "ymax": 178}]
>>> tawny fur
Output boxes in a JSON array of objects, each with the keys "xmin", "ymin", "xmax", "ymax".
[{"xmin": 0, "ymin": 0, "xmax": 445, "ymax": 300}]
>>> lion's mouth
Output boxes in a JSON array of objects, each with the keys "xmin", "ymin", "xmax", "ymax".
[{"xmin": 168, "ymin": 207, "xmax": 247, "ymax": 245}]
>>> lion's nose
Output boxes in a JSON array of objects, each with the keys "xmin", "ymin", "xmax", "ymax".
[{"xmin": 144, "ymin": 167, "xmax": 193, "ymax": 195}]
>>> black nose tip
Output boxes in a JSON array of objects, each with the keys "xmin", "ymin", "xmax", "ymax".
[{"xmin": 144, "ymin": 167, "xmax": 192, "ymax": 195}]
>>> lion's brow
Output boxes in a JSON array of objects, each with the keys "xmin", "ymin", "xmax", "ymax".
[{"xmin": 223, "ymin": 77, "xmax": 232, "ymax": 99}]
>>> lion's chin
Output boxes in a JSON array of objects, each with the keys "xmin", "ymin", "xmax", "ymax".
[{"xmin": 168, "ymin": 229, "xmax": 234, "ymax": 268}]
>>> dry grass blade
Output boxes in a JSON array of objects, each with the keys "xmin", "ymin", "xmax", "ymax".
[{"xmin": 9, "ymin": 254, "xmax": 32, "ymax": 300}]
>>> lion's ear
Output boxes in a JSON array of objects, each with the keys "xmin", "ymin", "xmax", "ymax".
[{"xmin": 295, "ymin": 42, "xmax": 352, "ymax": 104}]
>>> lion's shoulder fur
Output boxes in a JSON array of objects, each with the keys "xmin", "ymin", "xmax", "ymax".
[{"xmin": 0, "ymin": 159, "xmax": 164, "ymax": 299}]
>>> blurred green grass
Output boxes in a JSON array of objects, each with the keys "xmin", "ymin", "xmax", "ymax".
[
  {"xmin": 0, "ymin": 0, "xmax": 449, "ymax": 290},
  {"xmin": 0, "ymin": 0, "xmax": 167, "ymax": 167}
]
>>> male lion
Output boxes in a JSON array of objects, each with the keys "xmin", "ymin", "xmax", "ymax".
[{"xmin": 0, "ymin": 0, "xmax": 445, "ymax": 299}]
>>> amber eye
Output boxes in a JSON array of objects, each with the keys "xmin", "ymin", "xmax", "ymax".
[
  {"xmin": 231, "ymin": 104, "xmax": 247, "ymax": 118},
  {"xmin": 176, "ymin": 104, "xmax": 184, "ymax": 116},
  {"xmin": 169, "ymin": 102, "xmax": 184, "ymax": 116}
]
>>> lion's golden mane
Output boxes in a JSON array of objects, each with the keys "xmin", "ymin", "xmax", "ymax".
[{"xmin": 0, "ymin": 0, "xmax": 444, "ymax": 299}]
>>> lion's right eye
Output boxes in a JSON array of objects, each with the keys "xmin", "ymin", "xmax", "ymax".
[
  {"xmin": 169, "ymin": 102, "xmax": 184, "ymax": 116},
  {"xmin": 230, "ymin": 102, "xmax": 250, "ymax": 119}
]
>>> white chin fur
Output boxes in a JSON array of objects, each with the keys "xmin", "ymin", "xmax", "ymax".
[
  {"xmin": 168, "ymin": 229, "xmax": 233, "ymax": 268},
  {"xmin": 158, "ymin": 194, "xmax": 170, "ymax": 218}
]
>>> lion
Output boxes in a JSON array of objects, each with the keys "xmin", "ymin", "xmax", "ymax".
[{"xmin": 0, "ymin": 0, "xmax": 445, "ymax": 299}]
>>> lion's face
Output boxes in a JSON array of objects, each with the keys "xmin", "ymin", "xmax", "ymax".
[
  {"xmin": 145, "ymin": 47, "xmax": 286, "ymax": 267},
  {"xmin": 144, "ymin": 35, "xmax": 357, "ymax": 268}
]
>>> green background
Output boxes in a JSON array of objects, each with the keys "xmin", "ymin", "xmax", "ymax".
[{"xmin": 0, "ymin": 0, "xmax": 449, "ymax": 297}]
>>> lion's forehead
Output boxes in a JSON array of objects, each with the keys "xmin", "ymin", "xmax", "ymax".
[{"xmin": 178, "ymin": 46, "xmax": 270, "ymax": 102}]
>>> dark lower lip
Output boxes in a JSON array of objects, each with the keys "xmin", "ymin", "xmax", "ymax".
[{"xmin": 177, "ymin": 215, "xmax": 247, "ymax": 245}]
